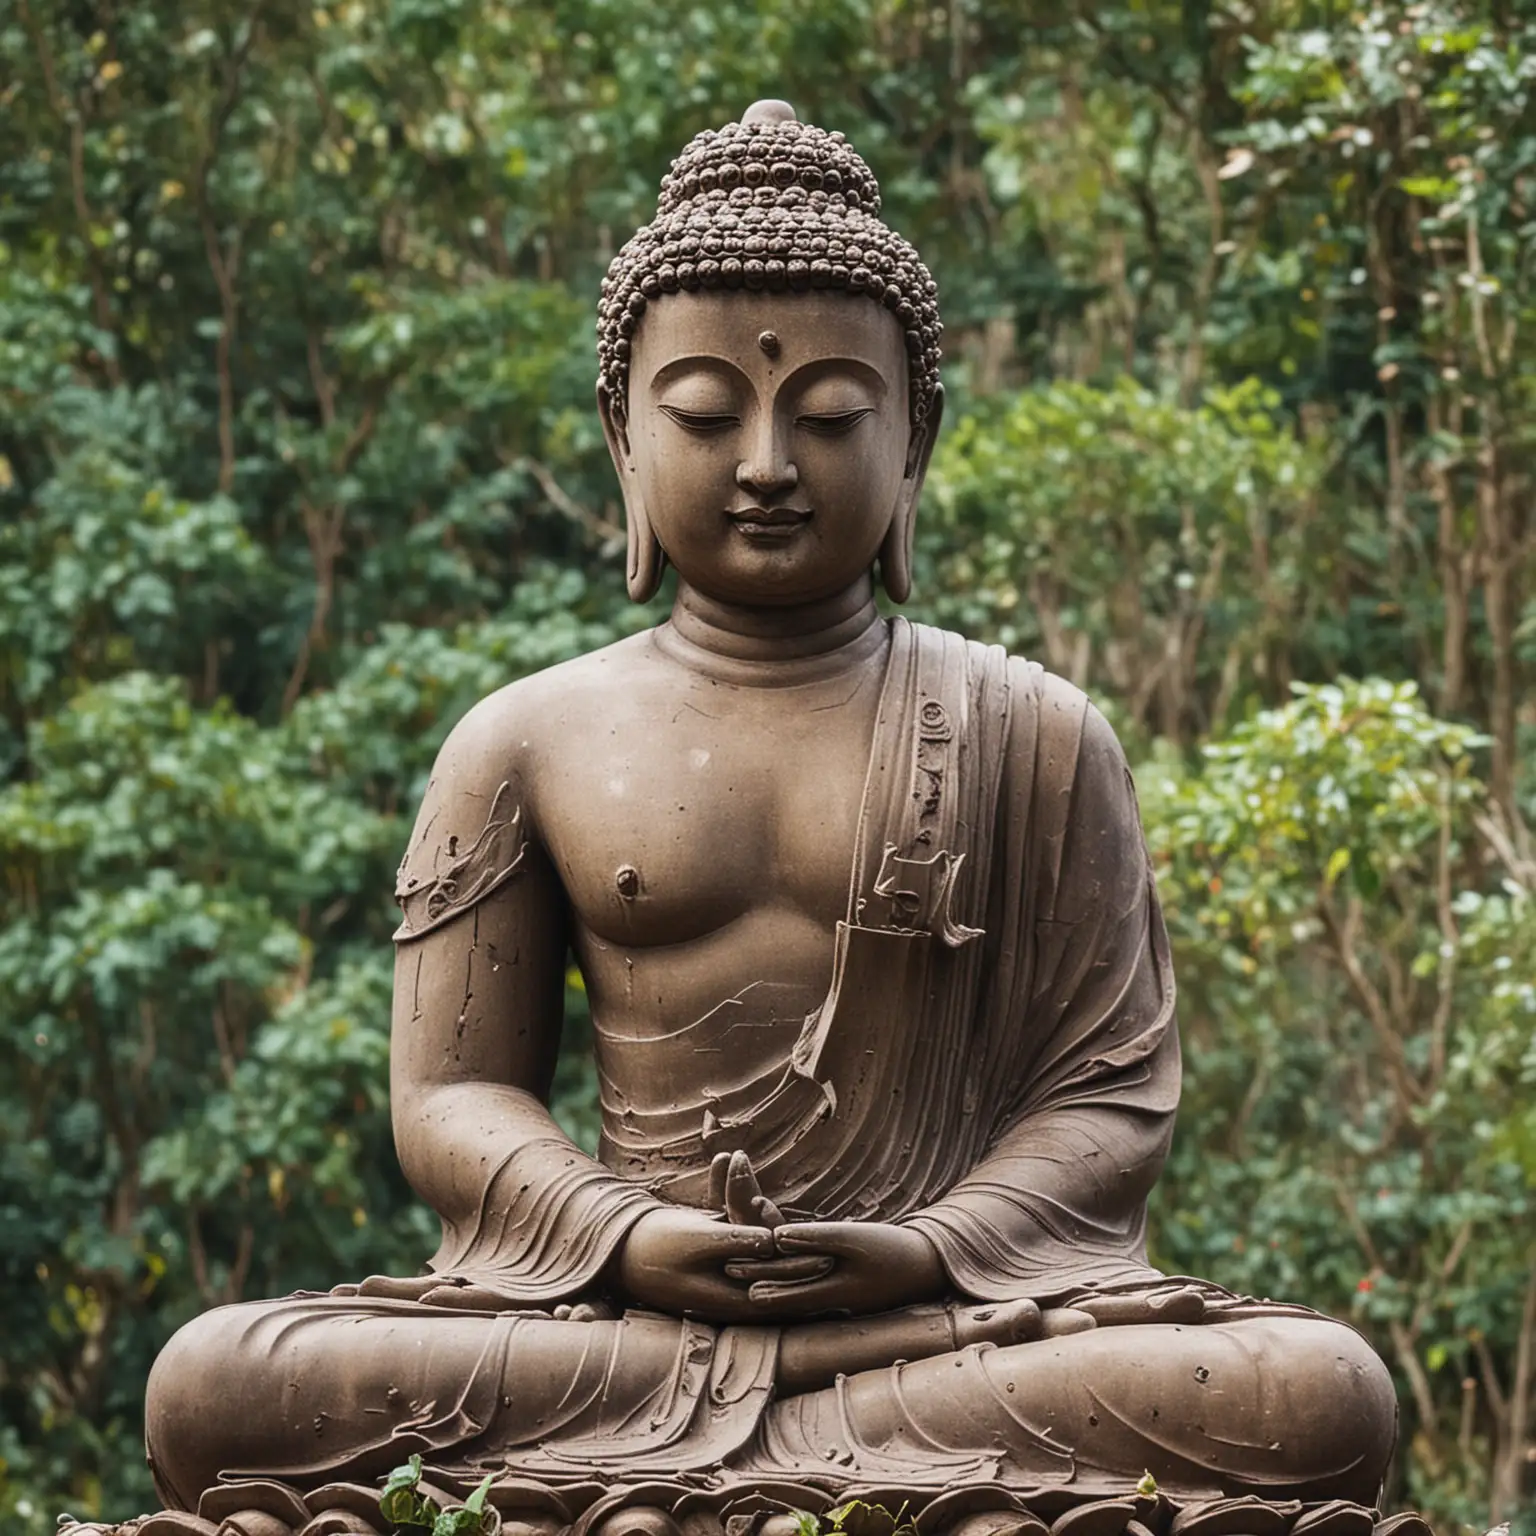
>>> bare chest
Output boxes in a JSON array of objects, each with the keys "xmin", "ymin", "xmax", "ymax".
[{"xmin": 536, "ymin": 682, "xmax": 877, "ymax": 949}]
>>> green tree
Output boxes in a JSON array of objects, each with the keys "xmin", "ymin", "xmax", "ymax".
[{"xmin": 1143, "ymin": 681, "xmax": 1532, "ymax": 1526}]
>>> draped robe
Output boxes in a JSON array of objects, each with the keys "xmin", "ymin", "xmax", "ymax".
[
  {"xmin": 421, "ymin": 618, "xmax": 1179, "ymax": 1308},
  {"xmin": 147, "ymin": 622, "xmax": 1393, "ymax": 1511}
]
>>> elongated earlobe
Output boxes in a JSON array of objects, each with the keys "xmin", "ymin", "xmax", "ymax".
[
  {"xmin": 598, "ymin": 383, "xmax": 667, "ymax": 603},
  {"xmin": 878, "ymin": 509, "xmax": 913, "ymax": 604},
  {"xmin": 626, "ymin": 507, "xmax": 666, "ymax": 604},
  {"xmin": 879, "ymin": 385, "xmax": 944, "ymax": 606}
]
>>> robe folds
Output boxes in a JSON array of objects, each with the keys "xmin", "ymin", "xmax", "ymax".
[
  {"xmin": 424, "ymin": 617, "xmax": 1181, "ymax": 1306},
  {"xmin": 161, "ymin": 620, "xmax": 1330, "ymax": 1509},
  {"xmin": 348, "ymin": 617, "xmax": 1197, "ymax": 1491}
]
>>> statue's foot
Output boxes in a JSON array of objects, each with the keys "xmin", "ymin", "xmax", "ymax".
[{"xmin": 951, "ymin": 1298, "xmax": 1044, "ymax": 1347}]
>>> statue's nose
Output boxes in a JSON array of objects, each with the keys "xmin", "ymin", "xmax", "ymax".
[{"xmin": 735, "ymin": 456, "xmax": 799, "ymax": 499}]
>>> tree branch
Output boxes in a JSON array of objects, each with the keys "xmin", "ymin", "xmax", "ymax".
[
  {"xmin": 1492, "ymin": 1255, "xmax": 1536, "ymax": 1522},
  {"xmin": 517, "ymin": 455, "xmax": 626, "ymax": 553},
  {"xmin": 18, "ymin": 0, "xmax": 123, "ymax": 385},
  {"xmin": 191, "ymin": 13, "xmax": 263, "ymax": 494},
  {"xmin": 1317, "ymin": 889, "xmax": 1424, "ymax": 1111}
]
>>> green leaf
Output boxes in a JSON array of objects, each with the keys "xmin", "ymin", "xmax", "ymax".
[
  {"xmin": 1399, "ymin": 175, "xmax": 1459, "ymax": 200},
  {"xmin": 1324, "ymin": 847, "xmax": 1351, "ymax": 888},
  {"xmin": 380, "ymin": 1456, "xmax": 432, "ymax": 1525},
  {"xmin": 433, "ymin": 1508, "xmax": 486, "ymax": 1536}
]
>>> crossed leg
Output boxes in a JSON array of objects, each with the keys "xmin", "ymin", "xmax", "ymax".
[
  {"xmin": 743, "ymin": 1315, "xmax": 1397, "ymax": 1503},
  {"xmin": 144, "ymin": 1296, "xmax": 710, "ymax": 1510},
  {"xmin": 147, "ymin": 1298, "xmax": 1394, "ymax": 1513}
]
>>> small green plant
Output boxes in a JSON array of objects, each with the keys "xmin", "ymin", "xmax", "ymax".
[
  {"xmin": 380, "ymin": 1456, "xmax": 496, "ymax": 1536},
  {"xmin": 790, "ymin": 1500, "xmax": 919, "ymax": 1536}
]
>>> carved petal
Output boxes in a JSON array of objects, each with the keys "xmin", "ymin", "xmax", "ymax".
[
  {"xmin": 295, "ymin": 1516, "xmax": 381, "ymax": 1536},
  {"xmin": 300, "ymin": 1487, "xmax": 383, "ymax": 1521},
  {"xmin": 916, "ymin": 1487, "xmax": 1033, "ymax": 1536},
  {"xmin": 200, "ymin": 1483, "xmax": 311, "ymax": 1528},
  {"xmin": 1050, "ymin": 1499, "xmax": 1140, "ymax": 1536},
  {"xmin": 1168, "ymin": 1499, "xmax": 1299, "ymax": 1536},
  {"xmin": 592, "ymin": 1507, "xmax": 684, "ymax": 1536},
  {"xmin": 1371, "ymin": 1517, "xmax": 1433, "ymax": 1536},
  {"xmin": 1290, "ymin": 1502, "xmax": 1376, "ymax": 1536},
  {"xmin": 138, "ymin": 1517, "xmax": 224, "ymax": 1536}
]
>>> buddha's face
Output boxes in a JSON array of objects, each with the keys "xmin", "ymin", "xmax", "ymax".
[{"xmin": 602, "ymin": 291, "xmax": 939, "ymax": 607}]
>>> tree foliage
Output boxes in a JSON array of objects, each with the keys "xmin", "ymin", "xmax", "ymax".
[{"xmin": 0, "ymin": 1, "xmax": 1531, "ymax": 1531}]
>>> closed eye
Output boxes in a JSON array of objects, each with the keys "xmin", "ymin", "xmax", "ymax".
[
  {"xmin": 660, "ymin": 405, "xmax": 740, "ymax": 433},
  {"xmin": 797, "ymin": 409, "xmax": 874, "ymax": 436}
]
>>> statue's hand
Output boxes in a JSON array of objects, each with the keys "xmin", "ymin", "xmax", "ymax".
[
  {"xmin": 1071, "ymin": 1283, "xmax": 1208, "ymax": 1327},
  {"xmin": 332, "ymin": 1272, "xmax": 616, "ymax": 1319},
  {"xmin": 615, "ymin": 1205, "xmax": 786, "ymax": 1322},
  {"xmin": 714, "ymin": 1148, "xmax": 787, "ymax": 1228},
  {"xmin": 728, "ymin": 1221, "xmax": 946, "ymax": 1318}
]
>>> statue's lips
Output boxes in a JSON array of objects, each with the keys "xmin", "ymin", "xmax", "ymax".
[{"xmin": 728, "ymin": 506, "xmax": 813, "ymax": 540}]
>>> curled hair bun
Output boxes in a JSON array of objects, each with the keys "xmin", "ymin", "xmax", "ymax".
[{"xmin": 598, "ymin": 101, "xmax": 942, "ymax": 427}]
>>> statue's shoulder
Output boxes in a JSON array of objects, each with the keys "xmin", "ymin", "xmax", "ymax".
[
  {"xmin": 439, "ymin": 630, "xmax": 654, "ymax": 758},
  {"xmin": 994, "ymin": 656, "xmax": 1146, "ymax": 882},
  {"xmin": 393, "ymin": 632, "xmax": 662, "ymax": 928},
  {"xmin": 898, "ymin": 622, "xmax": 1124, "ymax": 787},
  {"xmin": 984, "ymin": 652, "xmax": 1122, "ymax": 766},
  {"xmin": 949, "ymin": 643, "xmax": 1133, "ymax": 821},
  {"xmin": 412, "ymin": 631, "xmax": 655, "ymax": 827}
]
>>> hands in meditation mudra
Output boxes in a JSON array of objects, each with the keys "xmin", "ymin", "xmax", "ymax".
[{"xmin": 143, "ymin": 101, "xmax": 1398, "ymax": 1532}]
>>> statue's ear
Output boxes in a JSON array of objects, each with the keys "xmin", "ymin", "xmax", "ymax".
[
  {"xmin": 598, "ymin": 381, "xmax": 666, "ymax": 604},
  {"xmin": 879, "ymin": 384, "xmax": 944, "ymax": 606}
]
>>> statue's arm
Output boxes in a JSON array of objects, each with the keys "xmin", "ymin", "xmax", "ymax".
[
  {"xmin": 389, "ymin": 693, "xmax": 663, "ymax": 1301},
  {"xmin": 902, "ymin": 677, "xmax": 1181, "ymax": 1303}
]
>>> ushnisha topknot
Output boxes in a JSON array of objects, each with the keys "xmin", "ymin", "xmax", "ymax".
[{"xmin": 597, "ymin": 99, "xmax": 943, "ymax": 428}]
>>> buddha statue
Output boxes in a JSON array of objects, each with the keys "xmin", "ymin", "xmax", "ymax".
[{"xmin": 116, "ymin": 101, "xmax": 1404, "ymax": 1536}]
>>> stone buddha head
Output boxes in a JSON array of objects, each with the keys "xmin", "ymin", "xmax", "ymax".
[{"xmin": 596, "ymin": 100, "xmax": 944, "ymax": 608}]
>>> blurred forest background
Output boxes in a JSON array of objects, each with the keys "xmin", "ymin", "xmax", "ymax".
[{"xmin": 1, "ymin": 1, "xmax": 1534, "ymax": 1531}]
